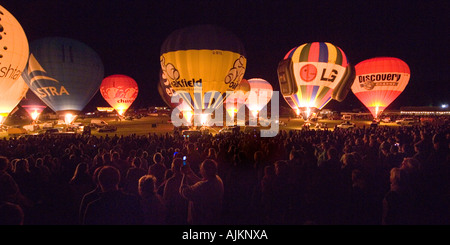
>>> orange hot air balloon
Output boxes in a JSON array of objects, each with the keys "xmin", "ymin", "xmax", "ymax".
[
  {"xmin": 100, "ymin": 74, "xmax": 138, "ymax": 116},
  {"xmin": 351, "ymin": 57, "xmax": 410, "ymax": 119}
]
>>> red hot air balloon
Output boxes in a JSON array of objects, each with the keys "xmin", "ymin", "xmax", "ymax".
[
  {"xmin": 100, "ymin": 74, "xmax": 138, "ymax": 116},
  {"xmin": 351, "ymin": 57, "xmax": 410, "ymax": 119}
]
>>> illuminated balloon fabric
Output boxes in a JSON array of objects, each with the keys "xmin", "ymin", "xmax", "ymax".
[
  {"xmin": 100, "ymin": 74, "xmax": 138, "ymax": 115},
  {"xmin": 157, "ymin": 72, "xmax": 173, "ymax": 108},
  {"xmin": 158, "ymin": 69, "xmax": 191, "ymax": 111},
  {"xmin": 160, "ymin": 24, "xmax": 247, "ymax": 112},
  {"xmin": 0, "ymin": 5, "xmax": 29, "ymax": 92},
  {"xmin": 22, "ymin": 37, "xmax": 104, "ymax": 115},
  {"xmin": 0, "ymin": 76, "xmax": 28, "ymax": 119},
  {"xmin": 225, "ymin": 78, "xmax": 250, "ymax": 115},
  {"xmin": 20, "ymin": 90, "xmax": 47, "ymax": 120},
  {"xmin": 351, "ymin": 57, "xmax": 410, "ymax": 118},
  {"xmin": 246, "ymin": 78, "xmax": 273, "ymax": 113},
  {"xmin": 277, "ymin": 42, "xmax": 353, "ymax": 112}
]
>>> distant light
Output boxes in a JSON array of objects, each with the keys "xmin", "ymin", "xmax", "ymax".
[
  {"xmin": 30, "ymin": 110, "xmax": 40, "ymax": 120},
  {"xmin": 64, "ymin": 113, "xmax": 77, "ymax": 125},
  {"xmin": 441, "ymin": 104, "xmax": 448, "ymax": 109},
  {"xmin": 200, "ymin": 113, "xmax": 209, "ymax": 126}
]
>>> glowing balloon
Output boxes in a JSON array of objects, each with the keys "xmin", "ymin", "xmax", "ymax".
[
  {"xmin": 158, "ymin": 69, "xmax": 191, "ymax": 112},
  {"xmin": 100, "ymin": 74, "xmax": 138, "ymax": 116},
  {"xmin": 0, "ymin": 5, "xmax": 29, "ymax": 92},
  {"xmin": 22, "ymin": 37, "xmax": 104, "ymax": 124},
  {"xmin": 160, "ymin": 24, "xmax": 247, "ymax": 120},
  {"xmin": 20, "ymin": 90, "xmax": 47, "ymax": 121},
  {"xmin": 0, "ymin": 76, "xmax": 28, "ymax": 124},
  {"xmin": 277, "ymin": 42, "xmax": 354, "ymax": 119},
  {"xmin": 224, "ymin": 78, "xmax": 250, "ymax": 118},
  {"xmin": 246, "ymin": 78, "xmax": 273, "ymax": 117},
  {"xmin": 351, "ymin": 57, "xmax": 410, "ymax": 118}
]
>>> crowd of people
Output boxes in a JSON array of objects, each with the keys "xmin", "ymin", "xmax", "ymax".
[{"xmin": 0, "ymin": 122, "xmax": 449, "ymax": 225}]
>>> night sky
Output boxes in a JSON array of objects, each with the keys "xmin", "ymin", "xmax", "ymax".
[{"xmin": 2, "ymin": 0, "xmax": 449, "ymax": 113}]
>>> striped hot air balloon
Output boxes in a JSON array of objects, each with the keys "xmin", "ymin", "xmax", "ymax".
[
  {"xmin": 351, "ymin": 57, "xmax": 410, "ymax": 119},
  {"xmin": 277, "ymin": 42, "xmax": 354, "ymax": 119}
]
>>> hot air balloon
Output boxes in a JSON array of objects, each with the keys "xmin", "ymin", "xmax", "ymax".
[
  {"xmin": 158, "ymin": 69, "xmax": 190, "ymax": 110},
  {"xmin": 246, "ymin": 78, "xmax": 273, "ymax": 118},
  {"xmin": 158, "ymin": 69, "xmax": 192, "ymax": 122},
  {"xmin": 19, "ymin": 90, "xmax": 47, "ymax": 122},
  {"xmin": 22, "ymin": 37, "xmax": 104, "ymax": 124},
  {"xmin": 224, "ymin": 78, "xmax": 250, "ymax": 120},
  {"xmin": 351, "ymin": 57, "xmax": 410, "ymax": 119},
  {"xmin": 277, "ymin": 42, "xmax": 354, "ymax": 119},
  {"xmin": 0, "ymin": 76, "xmax": 28, "ymax": 125},
  {"xmin": 100, "ymin": 74, "xmax": 138, "ymax": 117},
  {"xmin": 160, "ymin": 24, "xmax": 246, "ymax": 126},
  {"xmin": 0, "ymin": 5, "xmax": 29, "ymax": 93}
]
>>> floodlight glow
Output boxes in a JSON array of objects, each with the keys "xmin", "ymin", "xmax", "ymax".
[
  {"xmin": 31, "ymin": 110, "xmax": 40, "ymax": 120},
  {"xmin": 64, "ymin": 113, "xmax": 77, "ymax": 125}
]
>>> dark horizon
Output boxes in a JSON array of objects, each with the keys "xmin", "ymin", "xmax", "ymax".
[{"xmin": 2, "ymin": 0, "xmax": 449, "ymax": 113}]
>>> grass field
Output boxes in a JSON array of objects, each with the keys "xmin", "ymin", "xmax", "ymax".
[{"xmin": 0, "ymin": 114, "xmax": 403, "ymax": 139}]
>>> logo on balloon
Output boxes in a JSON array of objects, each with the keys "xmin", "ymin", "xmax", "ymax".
[
  {"xmin": 358, "ymin": 73, "xmax": 402, "ymax": 90},
  {"xmin": 300, "ymin": 64, "xmax": 317, "ymax": 82},
  {"xmin": 26, "ymin": 54, "xmax": 70, "ymax": 98},
  {"xmin": 224, "ymin": 56, "xmax": 246, "ymax": 89},
  {"xmin": 102, "ymin": 86, "xmax": 137, "ymax": 102}
]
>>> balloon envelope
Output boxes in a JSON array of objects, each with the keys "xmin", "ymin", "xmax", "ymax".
[
  {"xmin": 246, "ymin": 78, "xmax": 273, "ymax": 116},
  {"xmin": 225, "ymin": 78, "xmax": 250, "ymax": 116},
  {"xmin": 22, "ymin": 37, "xmax": 104, "ymax": 119},
  {"xmin": 0, "ymin": 5, "xmax": 29, "ymax": 93},
  {"xmin": 100, "ymin": 74, "xmax": 138, "ymax": 116},
  {"xmin": 0, "ymin": 76, "xmax": 28, "ymax": 123},
  {"xmin": 158, "ymin": 69, "xmax": 190, "ymax": 112},
  {"xmin": 351, "ymin": 57, "xmax": 410, "ymax": 118},
  {"xmin": 160, "ymin": 24, "xmax": 247, "ymax": 113},
  {"xmin": 19, "ymin": 90, "xmax": 47, "ymax": 120},
  {"xmin": 278, "ymin": 42, "xmax": 354, "ymax": 117}
]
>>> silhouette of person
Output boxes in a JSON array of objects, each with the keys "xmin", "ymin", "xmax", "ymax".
[
  {"xmin": 179, "ymin": 159, "xmax": 224, "ymax": 225},
  {"xmin": 138, "ymin": 174, "xmax": 166, "ymax": 225},
  {"xmin": 82, "ymin": 166, "xmax": 143, "ymax": 225}
]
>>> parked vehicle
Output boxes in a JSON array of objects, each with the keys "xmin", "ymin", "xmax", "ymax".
[
  {"xmin": 90, "ymin": 119, "xmax": 108, "ymax": 128},
  {"xmin": 219, "ymin": 126, "xmax": 240, "ymax": 134},
  {"xmin": 97, "ymin": 125, "xmax": 117, "ymax": 132},
  {"xmin": 395, "ymin": 118, "xmax": 417, "ymax": 126},
  {"xmin": 182, "ymin": 130, "xmax": 202, "ymax": 140},
  {"xmin": 315, "ymin": 122, "xmax": 328, "ymax": 130},
  {"xmin": 337, "ymin": 121, "xmax": 356, "ymax": 129}
]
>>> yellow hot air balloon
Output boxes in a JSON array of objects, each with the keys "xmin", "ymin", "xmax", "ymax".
[
  {"xmin": 0, "ymin": 76, "xmax": 29, "ymax": 124},
  {"xmin": 0, "ymin": 5, "xmax": 29, "ymax": 92},
  {"xmin": 160, "ymin": 24, "xmax": 246, "ymax": 126}
]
